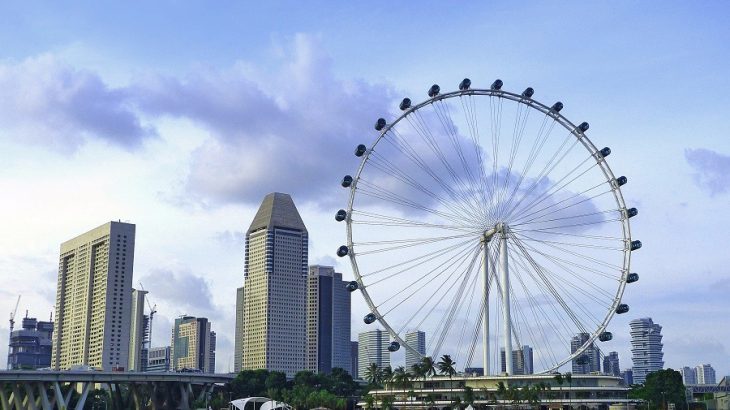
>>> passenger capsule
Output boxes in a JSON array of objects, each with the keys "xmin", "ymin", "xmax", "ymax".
[
  {"xmin": 491, "ymin": 79, "xmax": 503, "ymax": 90},
  {"xmin": 616, "ymin": 304, "xmax": 630, "ymax": 314},
  {"xmin": 341, "ymin": 175, "xmax": 353, "ymax": 188},
  {"xmin": 578, "ymin": 122, "xmax": 590, "ymax": 132},
  {"xmin": 522, "ymin": 87, "xmax": 534, "ymax": 98},
  {"xmin": 627, "ymin": 273, "xmax": 639, "ymax": 283},
  {"xmin": 337, "ymin": 245, "xmax": 349, "ymax": 257},
  {"xmin": 551, "ymin": 102, "xmax": 564, "ymax": 112},
  {"xmin": 355, "ymin": 144, "xmax": 367, "ymax": 157},
  {"xmin": 399, "ymin": 98, "xmax": 412, "ymax": 111},
  {"xmin": 335, "ymin": 209, "xmax": 347, "ymax": 222},
  {"xmin": 364, "ymin": 313, "xmax": 377, "ymax": 324},
  {"xmin": 388, "ymin": 341, "xmax": 400, "ymax": 352},
  {"xmin": 630, "ymin": 240, "xmax": 642, "ymax": 251},
  {"xmin": 346, "ymin": 281, "xmax": 359, "ymax": 292},
  {"xmin": 599, "ymin": 332, "xmax": 613, "ymax": 342},
  {"xmin": 627, "ymin": 208, "xmax": 638, "ymax": 218},
  {"xmin": 375, "ymin": 118, "xmax": 387, "ymax": 131},
  {"xmin": 459, "ymin": 78, "xmax": 472, "ymax": 90},
  {"xmin": 600, "ymin": 147, "xmax": 611, "ymax": 157},
  {"xmin": 428, "ymin": 84, "xmax": 440, "ymax": 97},
  {"xmin": 616, "ymin": 176, "xmax": 628, "ymax": 186}
]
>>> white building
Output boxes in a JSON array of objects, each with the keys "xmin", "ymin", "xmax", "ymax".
[
  {"xmin": 306, "ymin": 265, "xmax": 351, "ymax": 374},
  {"xmin": 52, "ymin": 221, "xmax": 136, "ymax": 371},
  {"xmin": 680, "ymin": 366, "xmax": 697, "ymax": 385},
  {"xmin": 630, "ymin": 317, "xmax": 664, "ymax": 384},
  {"xmin": 128, "ymin": 288, "xmax": 149, "ymax": 371},
  {"xmin": 405, "ymin": 331, "xmax": 426, "ymax": 370},
  {"xmin": 358, "ymin": 329, "xmax": 390, "ymax": 379},
  {"xmin": 234, "ymin": 286, "xmax": 244, "ymax": 373},
  {"xmin": 695, "ymin": 364, "xmax": 716, "ymax": 385},
  {"xmin": 243, "ymin": 193, "xmax": 308, "ymax": 378}
]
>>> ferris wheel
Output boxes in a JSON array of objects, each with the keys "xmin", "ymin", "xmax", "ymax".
[{"xmin": 336, "ymin": 79, "xmax": 640, "ymax": 375}]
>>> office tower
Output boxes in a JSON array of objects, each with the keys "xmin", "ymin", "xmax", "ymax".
[
  {"xmin": 243, "ymin": 193, "xmax": 308, "ymax": 378},
  {"xmin": 358, "ymin": 330, "xmax": 390, "ymax": 378},
  {"xmin": 405, "ymin": 331, "xmax": 426, "ymax": 370},
  {"xmin": 171, "ymin": 316, "xmax": 215, "ymax": 373},
  {"xmin": 351, "ymin": 341, "xmax": 359, "ymax": 379},
  {"xmin": 603, "ymin": 351, "xmax": 621, "ymax": 376},
  {"xmin": 306, "ymin": 265, "xmax": 351, "ymax": 374},
  {"xmin": 52, "ymin": 221, "xmax": 136, "ymax": 371},
  {"xmin": 234, "ymin": 286, "xmax": 244, "ymax": 373},
  {"xmin": 209, "ymin": 331, "xmax": 217, "ymax": 373},
  {"xmin": 681, "ymin": 366, "xmax": 697, "ymax": 385},
  {"xmin": 571, "ymin": 333, "xmax": 601, "ymax": 374},
  {"xmin": 621, "ymin": 369, "xmax": 633, "ymax": 385},
  {"xmin": 499, "ymin": 345, "xmax": 534, "ymax": 375},
  {"xmin": 7, "ymin": 314, "xmax": 53, "ymax": 370},
  {"xmin": 630, "ymin": 318, "xmax": 664, "ymax": 384},
  {"xmin": 147, "ymin": 346, "xmax": 171, "ymax": 372},
  {"xmin": 695, "ymin": 364, "xmax": 716, "ymax": 385},
  {"xmin": 129, "ymin": 288, "xmax": 149, "ymax": 371}
]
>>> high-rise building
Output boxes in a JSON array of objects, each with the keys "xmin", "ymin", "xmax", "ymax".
[
  {"xmin": 695, "ymin": 364, "xmax": 716, "ymax": 385},
  {"xmin": 52, "ymin": 221, "xmax": 136, "ymax": 371},
  {"xmin": 680, "ymin": 366, "xmax": 697, "ymax": 385},
  {"xmin": 405, "ymin": 331, "xmax": 426, "ymax": 370},
  {"xmin": 171, "ymin": 316, "xmax": 215, "ymax": 373},
  {"xmin": 500, "ymin": 345, "xmax": 534, "ymax": 375},
  {"xmin": 571, "ymin": 333, "xmax": 601, "ymax": 374},
  {"xmin": 234, "ymin": 287, "xmax": 244, "ymax": 373},
  {"xmin": 147, "ymin": 346, "xmax": 171, "ymax": 372},
  {"xmin": 351, "ymin": 341, "xmax": 359, "ymax": 379},
  {"xmin": 621, "ymin": 369, "xmax": 633, "ymax": 385},
  {"xmin": 603, "ymin": 351, "xmax": 621, "ymax": 376},
  {"xmin": 209, "ymin": 331, "xmax": 217, "ymax": 374},
  {"xmin": 306, "ymin": 265, "xmax": 351, "ymax": 374},
  {"xmin": 630, "ymin": 318, "xmax": 664, "ymax": 384},
  {"xmin": 129, "ymin": 288, "xmax": 149, "ymax": 371},
  {"xmin": 242, "ymin": 193, "xmax": 308, "ymax": 378},
  {"xmin": 8, "ymin": 314, "xmax": 53, "ymax": 370},
  {"xmin": 358, "ymin": 330, "xmax": 390, "ymax": 379}
]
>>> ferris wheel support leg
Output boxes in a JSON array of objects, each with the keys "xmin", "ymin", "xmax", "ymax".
[
  {"xmin": 500, "ymin": 225, "xmax": 514, "ymax": 375},
  {"xmin": 481, "ymin": 236, "xmax": 490, "ymax": 376}
]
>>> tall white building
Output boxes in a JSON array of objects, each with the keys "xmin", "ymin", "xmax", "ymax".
[
  {"xmin": 243, "ymin": 193, "xmax": 308, "ymax": 378},
  {"xmin": 680, "ymin": 366, "xmax": 697, "ymax": 385},
  {"xmin": 630, "ymin": 317, "xmax": 664, "ymax": 384},
  {"xmin": 306, "ymin": 265, "xmax": 351, "ymax": 374},
  {"xmin": 358, "ymin": 330, "xmax": 390, "ymax": 379},
  {"xmin": 52, "ymin": 221, "xmax": 135, "ymax": 371},
  {"xmin": 695, "ymin": 364, "xmax": 716, "ymax": 385},
  {"xmin": 234, "ymin": 286, "xmax": 244, "ymax": 373},
  {"xmin": 128, "ymin": 288, "xmax": 149, "ymax": 371},
  {"xmin": 405, "ymin": 331, "xmax": 426, "ymax": 370}
]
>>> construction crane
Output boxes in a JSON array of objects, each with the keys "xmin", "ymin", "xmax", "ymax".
[
  {"xmin": 137, "ymin": 283, "xmax": 157, "ymax": 348},
  {"xmin": 8, "ymin": 295, "xmax": 21, "ymax": 333}
]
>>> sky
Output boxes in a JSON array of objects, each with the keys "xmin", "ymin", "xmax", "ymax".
[{"xmin": 1, "ymin": 1, "xmax": 729, "ymax": 376}]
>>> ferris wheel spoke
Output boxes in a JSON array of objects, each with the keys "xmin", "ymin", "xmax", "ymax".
[
  {"xmin": 351, "ymin": 209, "xmax": 476, "ymax": 232},
  {"xmin": 354, "ymin": 232, "xmax": 476, "ymax": 256},
  {"xmin": 509, "ymin": 227, "xmax": 623, "ymax": 241},
  {"xmin": 510, "ymin": 179, "xmax": 609, "ymax": 227},
  {"xmin": 494, "ymin": 100, "xmax": 532, "ymax": 219},
  {"xmin": 516, "ymin": 233, "xmax": 624, "ymax": 272},
  {"xmin": 459, "ymin": 95, "xmax": 497, "ymax": 220},
  {"xmin": 511, "ymin": 208, "xmax": 620, "ymax": 230}
]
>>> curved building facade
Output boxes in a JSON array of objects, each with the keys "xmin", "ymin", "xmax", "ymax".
[{"xmin": 630, "ymin": 317, "xmax": 664, "ymax": 384}]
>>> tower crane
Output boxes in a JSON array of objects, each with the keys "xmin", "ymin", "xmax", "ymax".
[
  {"xmin": 8, "ymin": 295, "xmax": 21, "ymax": 333},
  {"xmin": 137, "ymin": 283, "xmax": 157, "ymax": 348}
]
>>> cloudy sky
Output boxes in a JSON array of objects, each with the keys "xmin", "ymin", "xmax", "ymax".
[{"xmin": 1, "ymin": 2, "xmax": 729, "ymax": 376}]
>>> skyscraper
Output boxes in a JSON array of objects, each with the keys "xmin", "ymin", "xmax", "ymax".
[
  {"xmin": 405, "ymin": 331, "xmax": 426, "ymax": 370},
  {"xmin": 52, "ymin": 221, "xmax": 135, "ymax": 371},
  {"xmin": 603, "ymin": 351, "xmax": 621, "ymax": 376},
  {"xmin": 571, "ymin": 333, "xmax": 602, "ymax": 374},
  {"xmin": 306, "ymin": 265, "xmax": 351, "ymax": 374},
  {"xmin": 234, "ymin": 286, "xmax": 244, "ymax": 373},
  {"xmin": 351, "ymin": 341, "xmax": 359, "ymax": 379},
  {"xmin": 243, "ymin": 193, "xmax": 308, "ymax": 378},
  {"xmin": 171, "ymin": 316, "xmax": 215, "ymax": 373},
  {"xmin": 695, "ymin": 364, "xmax": 716, "ymax": 385},
  {"xmin": 358, "ymin": 330, "xmax": 390, "ymax": 379},
  {"xmin": 680, "ymin": 367, "xmax": 697, "ymax": 385},
  {"xmin": 630, "ymin": 317, "xmax": 664, "ymax": 384},
  {"xmin": 8, "ymin": 314, "xmax": 53, "ymax": 370},
  {"xmin": 128, "ymin": 288, "xmax": 149, "ymax": 371},
  {"xmin": 147, "ymin": 346, "xmax": 171, "ymax": 372},
  {"xmin": 499, "ymin": 345, "xmax": 534, "ymax": 375}
]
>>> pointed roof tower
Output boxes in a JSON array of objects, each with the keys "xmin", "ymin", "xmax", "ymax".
[{"xmin": 247, "ymin": 192, "xmax": 307, "ymax": 234}]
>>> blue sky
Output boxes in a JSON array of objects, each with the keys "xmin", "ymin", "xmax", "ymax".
[{"xmin": 1, "ymin": 2, "xmax": 729, "ymax": 376}]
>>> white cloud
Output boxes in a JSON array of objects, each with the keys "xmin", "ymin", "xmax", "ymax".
[{"xmin": 685, "ymin": 148, "xmax": 730, "ymax": 196}]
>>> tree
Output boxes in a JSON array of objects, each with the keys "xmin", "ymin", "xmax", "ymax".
[
  {"xmin": 565, "ymin": 372, "xmax": 573, "ymax": 407},
  {"xmin": 463, "ymin": 386, "xmax": 475, "ymax": 407},
  {"xmin": 364, "ymin": 363, "xmax": 382, "ymax": 386},
  {"xmin": 629, "ymin": 369, "xmax": 687, "ymax": 410},
  {"xmin": 496, "ymin": 381, "xmax": 508, "ymax": 408},
  {"xmin": 421, "ymin": 356, "xmax": 437, "ymax": 379},
  {"xmin": 554, "ymin": 373, "xmax": 565, "ymax": 406},
  {"xmin": 437, "ymin": 354, "xmax": 457, "ymax": 399}
]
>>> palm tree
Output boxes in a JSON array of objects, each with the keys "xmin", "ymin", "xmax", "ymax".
[
  {"xmin": 365, "ymin": 363, "xmax": 382, "ymax": 386},
  {"xmin": 437, "ymin": 354, "xmax": 458, "ymax": 401},
  {"xmin": 496, "ymin": 381, "xmax": 507, "ymax": 409},
  {"xmin": 554, "ymin": 373, "xmax": 565, "ymax": 407},
  {"xmin": 420, "ymin": 356, "xmax": 437, "ymax": 394},
  {"xmin": 463, "ymin": 386, "xmax": 475, "ymax": 408},
  {"xmin": 393, "ymin": 366, "xmax": 412, "ymax": 402},
  {"xmin": 565, "ymin": 372, "xmax": 573, "ymax": 407},
  {"xmin": 381, "ymin": 365, "xmax": 394, "ymax": 390}
]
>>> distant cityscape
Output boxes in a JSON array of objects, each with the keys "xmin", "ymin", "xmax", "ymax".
[{"xmin": 5, "ymin": 192, "xmax": 721, "ymax": 388}]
